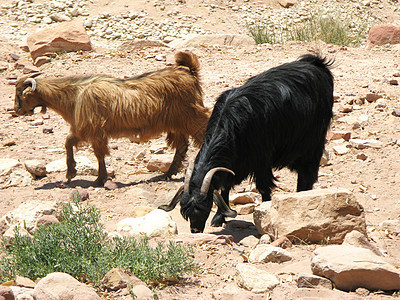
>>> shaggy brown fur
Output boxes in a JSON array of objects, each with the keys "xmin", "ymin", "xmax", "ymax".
[{"xmin": 14, "ymin": 51, "xmax": 210, "ymax": 186}]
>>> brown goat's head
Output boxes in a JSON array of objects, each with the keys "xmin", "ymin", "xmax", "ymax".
[{"xmin": 14, "ymin": 73, "xmax": 46, "ymax": 115}]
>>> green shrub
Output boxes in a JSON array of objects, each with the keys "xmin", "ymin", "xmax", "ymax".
[
  {"xmin": 248, "ymin": 11, "xmax": 368, "ymax": 47},
  {"xmin": 0, "ymin": 194, "xmax": 196, "ymax": 285}
]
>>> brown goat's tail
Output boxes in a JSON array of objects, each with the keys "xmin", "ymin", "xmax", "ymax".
[{"xmin": 174, "ymin": 51, "xmax": 200, "ymax": 78}]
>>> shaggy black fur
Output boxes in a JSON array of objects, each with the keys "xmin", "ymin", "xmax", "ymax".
[{"xmin": 178, "ymin": 54, "xmax": 334, "ymax": 233}]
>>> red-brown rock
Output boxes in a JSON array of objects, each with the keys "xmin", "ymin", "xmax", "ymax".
[
  {"xmin": 27, "ymin": 21, "xmax": 93, "ymax": 60},
  {"xmin": 366, "ymin": 24, "xmax": 400, "ymax": 48}
]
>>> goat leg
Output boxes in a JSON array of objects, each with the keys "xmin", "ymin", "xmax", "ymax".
[
  {"xmin": 165, "ymin": 133, "xmax": 189, "ymax": 178},
  {"xmin": 92, "ymin": 141, "xmax": 109, "ymax": 187},
  {"xmin": 65, "ymin": 134, "xmax": 79, "ymax": 183}
]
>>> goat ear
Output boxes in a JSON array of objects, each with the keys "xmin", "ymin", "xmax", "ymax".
[
  {"xmin": 213, "ymin": 191, "xmax": 237, "ymax": 218},
  {"xmin": 158, "ymin": 185, "xmax": 184, "ymax": 212}
]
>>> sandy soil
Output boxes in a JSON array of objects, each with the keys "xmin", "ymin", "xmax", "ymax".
[{"xmin": 0, "ymin": 0, "xmax": 400, "ymax": 299}]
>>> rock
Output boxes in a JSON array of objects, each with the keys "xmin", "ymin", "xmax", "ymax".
[
  {"xmin": 238, "ymin": 235, "xmax": 259, "ymax": 248},
  {"xmin": 24, "ymin": 159, "xmax": 47, "ymax": 177},
  {"xmin": 363, "ymin": 93, "xmax": 383, "ymax": 102},
  {"xmin": 392, "ymin": 108, "xmax": 400, "ymax": 117},
  {"xmin": 31, "ymin": 119, "xmax": 43, "ymax": 126},
  {"xmin": 366, "ymin": 24, "xmax": 400, "ymax": 48},
  {"xmin": 3, "ymin": 226, "xmax": 30, "ymax": 239},
  {"xmin": 0, "ymin": 286, "xmax": 14, "ymax": 300},
  {"xmin": 326, "ymin": 131, "xmax": 351, "ymax": 141},
  {"xmin": 34, "ymin": 56, "xmax": 51, "ymax": 67},
  {"xmin": 0, "ymin": 158, "xmax": 21, "ymax": 176},
  {"xmin": 2, "ymin": 139, "xmax": 16, "ymax": 147},
  {"xmin": 104, "ymin": 179, "xmax": 118, "ymax": 190},
  {"xmin": 271, "ymin": 236, "xmax": 292, "ymax": 249},
  {"xmin": 230, "ymin": 192, "xmax": 261, "ymax": 205},
  {"xmin": 146, "ymin": 154, "xmax": 173, "ymax": 173},
  {"xmin": 176, "ymin": 233, "xmax": 233, "ymax": 245},
  {"xmin": 349, "ymin": 139, "xmax": 383, "ymax": 149},
  {"xmin": 117, "ymin": 39, "xmax": 169, "ymax": 52},
  {"xmin": 42, "ymin": 126, "xmax": 53, "ymax": 134},
  {"xmin": 253, "ymin": 188, "xmax": 366, "ymax": 244},
  {"xmin": 320, "ymin": 149, "xmax": 329, "ymax": 166},
  {"xmin": 235, "ymin": 203, "xmax": 256, "ymax": 215},
  {"xmin": 46, "ymin": 156, "xmax": 97, "ymax": 176},
  {"xmin": 259, "ymin": 234, "xmax": 272, "ymax": 244},
  {"xmin": 343, "ymin": 230, "xmax": 384, "ymax": 256},
  {"xmin": 35, "ymin": 215, "xmax": 60, "ymax": 228},
  {"xmin": 356, "ymin": 153, "xmax": 368, "ymax": 161},
  {"xmin": 117, "ymin": 209, "xmax": 177, "ymax": 237},
  {"xmin": 169, "ymin": 34, "xmax": 256, "ymax": 48},
  {"xmin": 27, "ymin": 21, "xmax": 93, "ymax": 60},
  {"xmin": 311, "ymin": 245, "xmax": 400, "ymax": 291},
  {"xmin": 248, "ymin": 244, "xmax": 292, "ymax": 263},
  {"xmin": 212, "ymin": 285, "xmax": 257, "ymax": 300},
  {"xmin": 2, "ymin": 170, "xmax": 33, "ymax": 188},
  {"xmin": 10, "ymin": 286, "xmax": 34, "ymax": 300},
  {"xmin": 278, "ymin": 0, "xmax": 297, "ymax": 8},
  {"xmin": 50, "ymin": 13, "xmax": 72, "ymax": 22},
  {"xmin": 1, "ymin": 200, "xmax": 62, "ymax": 234},
  {"xmin": 14, "ymin": 59, "xmax": 40, "ymax": 74},
  {"xmin": 33, "ymin": 272, "xmax": 100, "ymax": 300},
  {"xmin": 389, "ymin": 79, "xmax": 399, "ymax": 85},
  {"xmin": 131, "ymin": 285, "xmax": 153, "ymax": 300},
  {"xmin": 15, "ymin": 275, "xmax": 36, "ymax": 288},
  {"xmin": 379, "ymin": 219, "xmax": 400, "ymax": 234},
  {"xmin": 332, "ymin": 144, "xmax": 350, "ymax": 155},
  {"xmin": 235, "ymin": 263, "xmax": 280, "ymax": 293},
  {"xmin": 100, "ymin": 268, "xmax": 143, "ymax": 291},
  {"xmin": 296, "ymin": 273, "xmax": 333, "ymax": 289}
]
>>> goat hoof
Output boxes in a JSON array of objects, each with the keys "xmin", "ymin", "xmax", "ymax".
[{"xmin": 93, "ymin": 178, "xmax": 105, "ymax": 187}]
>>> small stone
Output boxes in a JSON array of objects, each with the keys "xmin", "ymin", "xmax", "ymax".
[
  {"xmin": 297, "ymin": 273, "xmax": 333, "ymax": 289},
  {"xmin": 43, "ymin": 126, "xmax": 54, "ymax": 134},
  {"xmin": 71, "ymin": 189, "xmax": 89, "ymax": 201},
  {"xmin": 236, "ymin": 203, "xmax": 255, "ymax": 215},
  {"xmin": 36, "ymin": 215, "xmax": 60, "ymax": 227},
  {"xmin": 327, "ymin": 131, "xmax": 351, "ymax": 141},
  {"xmin": 24, "ymin": 159, "xmax": 47, "ymax": 177},
  {"xmin": 34, "ymin": 56, "xmax": 51, "ymax": 67},
  {"xmin": 131, "ymin": 285, "xmax": 153, "ymax": 299},
  {"xmin": 364, "ymin": 93, "xmax": 383, "ymax": 102},
  {"xmin": 3, "ymin": 139, "xmax": 16, "ymax": 147},
  {"xmin": 332, "ymin": 144, "xmax": 350, "ymax": 155},
  {"xmin": 259, "ymin": 234, "xmax": 272, "ymax": 244},
  {"xmin": 15, "ymin": 275, "xmax": 36, "ymax": 288},
  {"xmin": 356, "ymin": 153, "xmax": 368, "ymax": 161},
  {"xmin": 271, "ymin": 236, "xmax": 292, "ymax": 249},
  {"xmin": 355, "ymin": 287, "xmax": 370, "ymax": 296},
  {"xmin": 32, "ymin": 118, "xmax": 44, "ymax": 126},
  {"xmin": 339, "ymin": 105, "xmax": 353, "ymax": 113},
  {"xmin": 392, "ymin": 108, "xmax": 400, "ymax": 117},
  {"xmin": 104, "ymin": 179, "xmax": 118, "ymax": 190},
  {"xmin": 389, "ymin": 79, "xmax": 398, "ymax": 85}
]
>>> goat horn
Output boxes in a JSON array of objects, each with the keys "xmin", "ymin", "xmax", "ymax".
[
  {"xmin": 213, "ymin": 191, "xmax": 237, "ymax": 218},
  {"xmin": 184, "ymin": 161, "xmax": 194, "ymax": 193},
  {"xmin": 200, "ymin": 167, "xmax": 235, "ymax": 195},
  {"xmin": 158, "ymin": 185, "xmax": 184, "ymax": 212},
  {"xmin": 24, "ymin": 78, "xmax": 37, "ymax": 92}
]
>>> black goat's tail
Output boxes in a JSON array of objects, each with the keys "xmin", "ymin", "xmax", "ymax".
[
  {"xmin": 175, "ymin": 51, "xmax": 201, "ymax": 78},
  {"xmin": 298, "ymin": 53, "xmax": 335, "ymax": 70}
]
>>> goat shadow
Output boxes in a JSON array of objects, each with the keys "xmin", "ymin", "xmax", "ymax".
[
  {"xmin": 34, "ymin": 176, "xmax": 184, "ymax": 190},
  {"xmin": 210, "ymin": 220, "xmax": 261, "ymax": 244}
]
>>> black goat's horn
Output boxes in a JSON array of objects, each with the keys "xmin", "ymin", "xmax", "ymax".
[
  {"xmin": 200, "ymin": 167, "xmax": 235, "ymax": 194},
  {"xmin": 158, "ymin": 185, "xmax": 184, "ymax": 212},
  {"xmin": 213, "ymin": 191, "xmax": 237, "ymax": 218},
  {"xmin": 184, "ymin": 161, "xmax": 194, "ymax": 193},
  {"xmin": 24, "ymin": 78, "xmax": 37, "ymax": 92}
]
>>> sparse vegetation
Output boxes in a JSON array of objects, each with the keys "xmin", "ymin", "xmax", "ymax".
[
  {"xmin": 248, "ymin": 11, "xmax": 369, "ymax": 46},
  {"xmin": 0, "ymin": 193, "xmax": 197, "ymax": 286}
]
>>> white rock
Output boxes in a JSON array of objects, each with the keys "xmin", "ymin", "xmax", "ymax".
[
  {"xmin": 249, "ymin": 244, "xmax": 292, "ymax": 263},
  {"xmin": 34, "ymin": 272, "xmax": 100, "ymax": 300},
  {"xmin": 46, "ymin": 156, "xmax": 97, "ymax": 175},
  {"xmin": 24, "ymin": 159, "xmax": 47, "ymax": 177},
  {"xmin": 343, "ymin": 230, "xmax": 384, "ymax": 256},
  {"xmin": 311, "ymin": 245, "xmax": 400, "ymax": 291},
  {"xmin": 349, "ymin": 139, "xmax": 383, "ymax": 149},
  {"xmin": 146, "ymin": 154, "xmax": 173, "ymax": 173},
  {"xmin": 235, "ymin": 263, "xmax": 280, "ymax": 293},
  {"xmin": 253, "ymin": 188, "xmax": 366, "ymax": 244},
  {"xmin": 2, "ymin": 170, "xmax": 33, "ymax": 188},
  {"xmin": 0, "ymin": 158, "xmax": 21, "ymax": 175},
  {"xmin": 117, "ymin": 209, "xmax": 177, "ymax": 237},
  {"xmin": 230, "ymin": 192, "xmax": 261, "ymax": 205},
  {"xmin": 1, "ymin": 200, "xmax": 62, "ymax": 234},
  {"xmin": 332, "ymin": 144, "xmax": 350, "ymax": 155},
  {"xmin": 296, "ymin": 273, "xmax": 333, "ymax": 289}
]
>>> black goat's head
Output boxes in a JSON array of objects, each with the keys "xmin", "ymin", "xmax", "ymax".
[
  {"xmin": 14, "ymin": 73, "xmax": 46, "ymax": 116},
  {"xmin": 159, "ymin": 162, "xmax": 237, "ymax": 233}
]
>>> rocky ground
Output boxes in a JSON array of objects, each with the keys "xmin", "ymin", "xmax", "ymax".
[{"xmin": 1, "ymin": 0, "xmax": 400, "ymax": 299}]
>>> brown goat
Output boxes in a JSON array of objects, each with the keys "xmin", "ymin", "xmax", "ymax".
[{"xmin": 14, "ymin": 51, "xmax": 210, "ymax": 186}]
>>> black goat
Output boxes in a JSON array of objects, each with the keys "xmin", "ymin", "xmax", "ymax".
[{"xmin": 159, "ymin": 54, "xmax": 334, "ymax": 233}]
